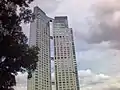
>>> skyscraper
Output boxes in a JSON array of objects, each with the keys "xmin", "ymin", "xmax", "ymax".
[
  {"xmin": 27, "ymin": 6, "xmax": 52, "ymax": 90},
  {"xmin": 53, "ymin": 16, "xmax": 79, "ymax": 90}
]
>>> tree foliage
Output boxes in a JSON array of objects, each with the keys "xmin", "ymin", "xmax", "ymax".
[{"xmin": 0, "ymin": 0, "xmax": 39, "ymax": 90}]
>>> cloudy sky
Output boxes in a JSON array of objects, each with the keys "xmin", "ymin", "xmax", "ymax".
[{"xmin": 16, "ymin": 0, "xmax": 120, "ymax": 90}]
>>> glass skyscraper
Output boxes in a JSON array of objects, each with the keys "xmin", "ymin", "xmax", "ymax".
[
  {"xmin": 27, "ymin": 6, "xmax": 52, "ymax": 90},
  {"xmin": 53, "ymin": 16, "xmax": 79, "ymax": 90}
]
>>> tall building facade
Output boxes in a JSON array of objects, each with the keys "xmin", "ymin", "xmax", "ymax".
[
  {"xmin": 53, "ymin": 16, "xmax": 79, "ymax": 90},
  {"xmin": 27, "ymin": 6, "xmax": 52, "ymax": 90}
]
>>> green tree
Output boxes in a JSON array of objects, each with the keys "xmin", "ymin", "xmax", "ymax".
[{"xmin": 0, "ymin": 0, "xmax": 39, "ymax": 90}]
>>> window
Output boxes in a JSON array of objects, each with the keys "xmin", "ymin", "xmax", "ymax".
[
  {"xmin": 35, "ymin": 88, "xmax": 38, "ymax": 90},
  {"xmin": 64, "ymin": 57, "xmax": 67, "ymax": 59},
  {"xmin": 35, "ymin": 82, "xmax": 38, "ymax": 84}
]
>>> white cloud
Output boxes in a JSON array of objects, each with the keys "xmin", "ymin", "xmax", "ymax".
[
  {"xmin": 96, "ymin": 74, "xmax": 110, "ymax": 80},
  {"xmin": 78, "ymin": 69, "xmax": 92, "ymax": 77},
  {"xmin": 79, "ymin": 69, "xmax": 110, "ymax": 86},
  {"xmin": 79, "ymin": 69, "xmax": 120, "ymax": 90},
  {"xmin": 16, "ymin": 72, "xmax": 27, "ymax": 86},
  {"xmin": 81, "ymin": 77, "xmax": 120, "ymax": 90},
  {"xmin": 15, "ymin": 72, "xmax": 27, "ymax": 90}
]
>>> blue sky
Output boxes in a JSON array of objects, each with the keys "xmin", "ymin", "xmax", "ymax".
[{"xmin": 16, "ymin": 0, "xmax": 120, "ymax": 90}]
